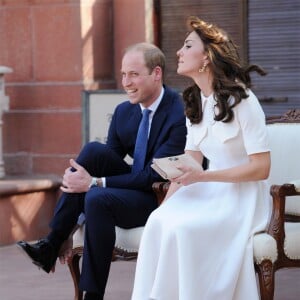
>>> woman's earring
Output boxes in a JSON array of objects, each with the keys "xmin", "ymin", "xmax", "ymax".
[{"xmin": 199, "ymin": 61, "xmax": 208, "ymax": 73}]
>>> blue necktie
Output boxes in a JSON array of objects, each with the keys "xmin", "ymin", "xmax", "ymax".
[{"xmin": 132, "ymin": 109, "xmax": 152, "ymax": 173}]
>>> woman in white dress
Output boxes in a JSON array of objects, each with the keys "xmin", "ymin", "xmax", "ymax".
[{"xmin": 131, "ymin": 16, "xmax": 271, "ymax": 300}]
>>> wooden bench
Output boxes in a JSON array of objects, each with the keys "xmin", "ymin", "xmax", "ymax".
[{"xmin": 68, "ymin": 109, "xmax": 300, "ymax": 300}]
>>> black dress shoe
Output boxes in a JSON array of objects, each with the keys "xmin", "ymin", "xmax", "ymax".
[{"xmin": 17, "ymin": 239, "xmax": 57, "ymax": 273}]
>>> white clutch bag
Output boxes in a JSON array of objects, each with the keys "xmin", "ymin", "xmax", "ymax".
[{"xmin": 151, "ymin": 153, "xmax": 199, "ymax": 179}]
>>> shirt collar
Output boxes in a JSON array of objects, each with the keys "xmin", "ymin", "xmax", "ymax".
[{"xmin": 139, "ymin": 87, "xmax": 164, "ymax": 115}]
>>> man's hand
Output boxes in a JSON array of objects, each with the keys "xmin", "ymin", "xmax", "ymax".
[{"xmin": 61, "ymin": 159, "xmax": 92, "ymax": 193}]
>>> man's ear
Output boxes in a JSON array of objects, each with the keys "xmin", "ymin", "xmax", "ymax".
[{"xmin": 153, "ymin": 66, "xmax": 163, "ymax": 81}]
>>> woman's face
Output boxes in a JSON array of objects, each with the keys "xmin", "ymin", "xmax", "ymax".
[{"xmin": 177, "ymin": 31, "xmax": 208, "ymax": 78}]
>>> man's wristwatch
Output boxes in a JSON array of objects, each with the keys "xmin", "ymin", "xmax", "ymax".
[{"xmin": 89, "ymin": 177, "xmax": 99, "ymax": 188}]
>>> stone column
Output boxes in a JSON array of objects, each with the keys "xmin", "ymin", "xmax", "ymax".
[{"xmin": 0, "ymin": 66, "xmax": 12, "ymax": 178}]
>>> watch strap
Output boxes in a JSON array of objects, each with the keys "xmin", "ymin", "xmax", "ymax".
[{"xmin": 88, "ymin": 177, "xmax": 98, "ymax": 188}]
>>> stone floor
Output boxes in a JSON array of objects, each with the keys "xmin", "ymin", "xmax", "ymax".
[
  {"xmin": 0, "ymin": 244, "xmax": 299, "ymax": 300},
  {"xmin": 0, "ymin": 244, "xmax": 135, "ymax": 300}
]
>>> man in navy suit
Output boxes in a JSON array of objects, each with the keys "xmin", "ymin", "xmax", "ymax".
[{"xmin": 17, "ymin": 42, "xmax": 187, "ymax": 300}]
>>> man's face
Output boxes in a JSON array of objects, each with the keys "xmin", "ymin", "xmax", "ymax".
[{"xmin": 121, "ymin": 50, "xmax": 161, "ymax": 107}]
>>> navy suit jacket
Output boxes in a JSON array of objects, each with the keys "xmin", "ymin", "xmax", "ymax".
[{"xmin": 105, "ymin": 86, "xmax": 187, "ymax": 191}]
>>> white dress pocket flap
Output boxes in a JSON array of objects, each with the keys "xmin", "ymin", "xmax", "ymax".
[
  {"xmin": 193, "ymin": 125, "xmax": 208, "ymax": 146},
  {"xmin": 212, "ymin": 121, "xmax": 239, "ymax": 143}
]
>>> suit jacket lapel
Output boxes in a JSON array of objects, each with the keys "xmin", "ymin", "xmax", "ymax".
[
  {"xmin": 147, "ymin": 91, "xmax": 170, "ymax": 153},
  {"xmin": 129, "ymin": 105, "xmax": 142, "ymax": 146}
]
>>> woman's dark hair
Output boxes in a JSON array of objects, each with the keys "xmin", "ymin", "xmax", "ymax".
[{"xmin": 183, "ymin": 16, "xmax": 267, "ymax": 124}]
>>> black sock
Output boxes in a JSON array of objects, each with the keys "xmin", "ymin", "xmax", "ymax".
[
  {"xmin": 84, "ymin": 292, "xmax": 103, "ymax": 300},
  {"xmin": 46, "ymin": 230, "xmax": 66, "ymax": 252}
]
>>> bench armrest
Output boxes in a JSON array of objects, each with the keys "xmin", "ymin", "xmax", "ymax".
[
  {"xmin": 268, "ymin": 182, "xmax": 300, "ymax": 258},
  {"xmin": 152, "ymin": 181, "xmax": 170, "ymax": 204}
]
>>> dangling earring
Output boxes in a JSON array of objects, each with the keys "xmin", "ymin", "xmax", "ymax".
[{"xmin": 199, "ymin": 61, "xmax": 208, "ymax": 73}]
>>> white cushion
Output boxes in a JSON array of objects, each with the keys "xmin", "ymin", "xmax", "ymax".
[
  {"xmin": 253, "ymin": 232, "xmax": 278, "ymax": 264},
  {"xmin": 267, "ymin": 124, "xmax": 300, "ymax": 185},
  {"xmin": 285, "ymin": 196, "xmax": 300, "ymax": 216},
  {"xmin": 115, "ymin": 226, "xmax": 144, "ymax": 252},
  {"xmin": 253, "ymin": 222, "xmax": 300, "ymax": 264},
  {"xmin": 73, "ymin": 224, "xmax": 300, "ymax": 266},
  {"xmin": 73, "ymin": 225, "xmax": 85, "ymax": 248},
  {"xmin": 284, "ymin": 222, "xmax": 300, "ymax": 259},
  {"xmin": 285, "ymin": 180, "xmax": 300, "ymax": 216},
  {"xmin": 72, "ymin": 224, "xmax": 143, "ymax": 253},
  {"xmin": 267, "ymin": 124, "xmax": 300, "ymax": 216}
]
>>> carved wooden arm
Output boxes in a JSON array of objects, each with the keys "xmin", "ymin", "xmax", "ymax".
[
  {"xmin": 152, "ymin": 181, "xmax": 170, "ymax": 204},
  {"xmin": 267, "ymin": 182, "xmax": 300, "ymax": 260}
]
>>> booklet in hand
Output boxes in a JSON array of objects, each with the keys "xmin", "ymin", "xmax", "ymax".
[{"xmin": 151, "ymin": 153, "xmax": 198, "ymax": 180}]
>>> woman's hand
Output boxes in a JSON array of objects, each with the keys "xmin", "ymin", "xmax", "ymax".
[
  {"xmin": 170, "ymin": 162, "xmax": 204, "ymax": 186},
  {"xmin": 174, "ymin": 151, "xmax": 271, "ymax": 184},
  {"xmin": 169, "ymin": 150, "xmax": 204, "ymax": 186},
  {"xmin": 60, "ymin": 159, "xmax": 92, "ymax": 193}
]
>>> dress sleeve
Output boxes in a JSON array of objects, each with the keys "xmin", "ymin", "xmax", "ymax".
[
  {"xmin": 235, "ymin": 90, "xmax": 270, "ymax": 155},
  {"xmin": 185, "ymin": 117, "xmax": 200, "ymax": 151}
]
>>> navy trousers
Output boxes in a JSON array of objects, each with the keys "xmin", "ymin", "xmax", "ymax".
[{"xmin": 49, "ymin": 142, "xmax": 158, "ymax": 296}]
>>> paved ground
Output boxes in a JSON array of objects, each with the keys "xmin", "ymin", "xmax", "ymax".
[
  {"xmin": 0, "ymin": 244, "xmax": 299, "ymax": 300},
  {"xmin": 0, "ymin": 244, "xmax": 135, "ymax": 300}
]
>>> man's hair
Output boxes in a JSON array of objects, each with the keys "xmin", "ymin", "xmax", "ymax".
[{"xmin": 124, "ymin": 42, "xmax": 165, "ymax": 74}]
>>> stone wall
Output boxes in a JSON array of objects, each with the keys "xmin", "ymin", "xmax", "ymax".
[{"xmin": 0, "ymin": 0, "xmax": 148, "ymax": 176}]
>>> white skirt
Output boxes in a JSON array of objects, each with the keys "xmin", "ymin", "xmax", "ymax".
[{"xmin": 131, "ymin": 180, "xmax": 270, "ymax": 300}]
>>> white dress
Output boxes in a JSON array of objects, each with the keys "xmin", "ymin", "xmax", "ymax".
[{"xmin": 131, "ymin": 90, "xmax": 271, "ymax": 300}]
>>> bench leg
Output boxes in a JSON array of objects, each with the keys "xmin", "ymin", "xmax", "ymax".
[
  {"xmin": 68, "ymin": 247, "xmax": 84, "ymax": 300},
  {"xmin": 255, "ymin": 260, "xmax": 275, "ymax": 300}
]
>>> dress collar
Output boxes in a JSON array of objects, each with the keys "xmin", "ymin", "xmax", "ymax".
[{"xmin": 200, "ymin": 91, "xmax": 214, "ymax": 111}]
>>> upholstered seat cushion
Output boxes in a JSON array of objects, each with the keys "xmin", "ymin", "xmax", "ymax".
[
  {"xmin": 115, "ymin": 226, "xmax": 144, "ymax": 252},
  {"xmin": 73, "ymin": 225, "xmax": 85, "ymax": 249},
  {"xmin": 73, "ymin": 222, "xmax": 300, "ymax": 264},
  {"xmin": 72, "ymin": 225, "xmax": 143, "ymax": 253}
]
